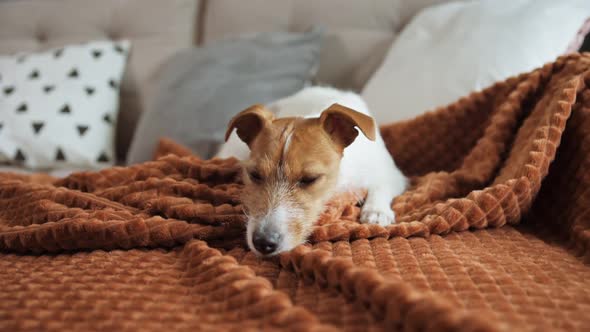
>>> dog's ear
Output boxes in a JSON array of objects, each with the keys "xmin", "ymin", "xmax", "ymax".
[
  {"xmin": 319, "ymin": 103, "xmax": 376, "ymax": 150},
  {"xmin": 225, "ymin": 104, "xmax": 274, "ymax": 146}
]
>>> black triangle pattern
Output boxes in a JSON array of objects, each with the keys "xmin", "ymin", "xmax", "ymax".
[
  {"xmin": 29, "ymin": 69, "xmax": 40, "ymax": 79},
  {"xmin": 16, "ymin": 103, "xmax": 27, "ymax": 113},
  {"xmin": 68, "ymin": 68, "xmax": 79, "ymax": 78},
  {"xmin": 85, "ymin": 87, "xmax": 95, "ymax": 95},
  {"xmin": 77, "ymin": 125, "xmax": 89, "ymax": 136},
  {"xmin": 55, "ymin": 148, "xmax": 66, "ymax": 162},
  {"xmin": 97, "ymin": 152, "xmax": 109, "ymax": 163},
  {"xmin": 3, "ymin": 41, "xmax": 125, "ymax": 167},
  {"xmin": 60, "ymin": 104, "xmax": 71, "ymax": 114},
  {"xmin": 14, "ymin": 149, "xmax": 26, "ymax": 162},
  {"xmin": 32, "ymin": 122, "xmax": 44, "ymax": 134},
  {"xmin": 4, "ymin": 86, "xmax": 14, "ymax": 95}
]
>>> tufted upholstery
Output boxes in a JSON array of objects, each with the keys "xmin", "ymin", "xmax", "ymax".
[
  {"xmin": 0, "ymin": 0, "xmax": 199, "ymax": 160},
  {"xmin": 201, "ymin": 0, "xmax": 454, "ymax": 91}
]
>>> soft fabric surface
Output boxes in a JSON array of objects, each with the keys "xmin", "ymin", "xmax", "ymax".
[
  {"xmin": 0, "ymin": 40, "xmax": 130, "ymax": 169},
  {"xmin": 362, "ymin": 0, "xmax": 590, "ymax": 125},
  {"xmin": 2, "ymin": 53, "xmax": 590, "ymax": 331},
  {"xmin": 127, "ymin": 28, "xmax": 322, "ymax": 164}
]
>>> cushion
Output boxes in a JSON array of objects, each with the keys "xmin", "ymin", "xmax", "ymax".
[
  {"xmin": 0, "ymin": 165, "xmax": 84, "ymax": 179},
  {"xmin": 0, "ymin": 0, "xmax": 199, "ymax": 161},
  {"xmin": 201, "ymin": 0, "xmax": 456, "ymax": 91},
  {"xmin": 126, "ymin": 28, "xmax": 322, "ymax": 164},
  {"xmin": 0, "ymin": 40, "xmax": 130, "ymax": 170},
  {"xmin": 361, "ymin": 0, "xmax": 590, "ymax": 125}
]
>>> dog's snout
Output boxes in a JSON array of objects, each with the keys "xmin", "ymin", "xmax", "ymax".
[{"xmin": 253, "ymin": 232, "xmax": 281, "ymax": 255}]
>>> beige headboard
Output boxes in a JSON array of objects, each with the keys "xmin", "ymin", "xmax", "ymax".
[{"xmin": 0, "ymin": 0, "xmax": 199, "ymax": 160}]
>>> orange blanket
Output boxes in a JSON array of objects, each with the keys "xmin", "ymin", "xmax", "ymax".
[{"xmin": 1, "ymin": 53, "xmax": 590, "ymax": 331}]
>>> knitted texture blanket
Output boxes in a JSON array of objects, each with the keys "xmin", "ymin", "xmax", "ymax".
[{"xmin": 2, "ymin": 53, "xmax": 590, "ymax": 331}]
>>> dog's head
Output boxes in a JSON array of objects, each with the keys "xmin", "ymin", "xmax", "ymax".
[{"xmin": 225, "ymin": 103, "xmax": 375, "ymax": 256}]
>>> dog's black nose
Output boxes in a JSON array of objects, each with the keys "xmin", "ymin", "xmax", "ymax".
[{"xmin": 253, "ymin": 234, "xmax": 278, "ymax": 255}]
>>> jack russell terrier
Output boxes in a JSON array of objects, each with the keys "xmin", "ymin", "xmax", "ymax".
[{"xmin": 217, "ymin": 86, "xmax": 407, "ymax": 256}]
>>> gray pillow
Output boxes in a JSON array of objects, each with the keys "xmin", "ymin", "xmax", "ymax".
[{"xmin": 127, "ymin": 28, "xmax": 322, "ymax": 163}]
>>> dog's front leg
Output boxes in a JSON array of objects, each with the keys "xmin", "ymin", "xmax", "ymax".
[
  {"xmin": 360, "ymin": 185, "xmax": 396, "ymax": 226},
  {"xmin": 359, "ymin": 164, "xmax": 406, "ymax": 226}
]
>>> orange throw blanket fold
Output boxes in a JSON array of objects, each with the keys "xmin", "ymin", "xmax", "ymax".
[{"xmin": 2, "ymin": 53, "xmax": 590, "ymax": 331}]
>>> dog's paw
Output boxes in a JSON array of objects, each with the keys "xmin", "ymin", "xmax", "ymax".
[{"xmin": 360, "ymin": 205, "xmax": 395, "ymax": 227}]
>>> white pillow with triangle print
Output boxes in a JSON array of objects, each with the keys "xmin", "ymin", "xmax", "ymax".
[{"xmin": 0, "ymin": 40, "xmax": 130, "ymax": 170}]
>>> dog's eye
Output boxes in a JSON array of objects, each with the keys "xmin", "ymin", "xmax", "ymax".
[
  {"xmin": 248, "ymin": 170, "xmax": 263, "ymax": 183},
  {"xmin": 299, "ymin": 176, "xmax": 319, "ymax": 187}
]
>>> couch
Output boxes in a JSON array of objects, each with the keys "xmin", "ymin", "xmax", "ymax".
[{"xmin": 2, "ymin": 1, "xmax": 590, "ymax": 332}]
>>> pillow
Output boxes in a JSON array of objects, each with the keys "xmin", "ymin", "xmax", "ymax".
[
  {"xmin": 0, "ymin": 40, "xmax": 130, "ymax": 170},
  {"xmin": 127, "ymin": 28, "xmax": 322, "ymax": 164},
  {"xmin": 362, "ymin": 0, "xmax": 590, "ymax": 125},
  {"xmin": 579, "ymin": 20, "xmax": 590, "ymax": 52}
]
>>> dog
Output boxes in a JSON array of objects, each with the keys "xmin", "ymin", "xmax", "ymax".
[{"xmin": 217, "ymin": 86, "xmax": 407, "ymax": 256}]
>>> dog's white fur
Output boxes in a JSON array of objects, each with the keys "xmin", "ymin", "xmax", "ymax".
[{"xmin": 217, "ymin": 86, "xmax": 407, "ymax": 253}]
